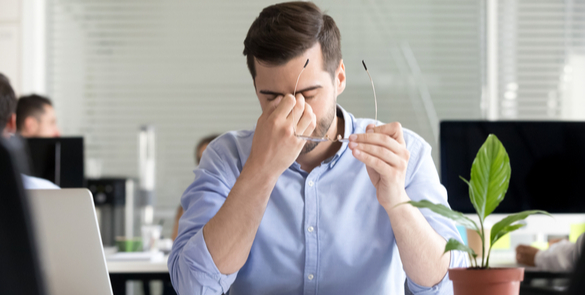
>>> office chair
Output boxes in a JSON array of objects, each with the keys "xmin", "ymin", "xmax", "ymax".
[
  {"xmin": 566, "ymin": 240, "xmax": 585, "ymax": 295},
  {"xmin": 0, "ymin": 137, "xmax": 46, "ymax": 295}
]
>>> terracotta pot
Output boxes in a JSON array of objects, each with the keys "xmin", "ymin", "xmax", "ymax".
[{"xmin": 449, "ymin": 267, "xmax": 524, "ymax": 295}]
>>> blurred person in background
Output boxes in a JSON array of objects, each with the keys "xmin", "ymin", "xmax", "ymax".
[
  {"xmin": 517, "ymin": 233, "xmax": 585, "ymax": 272},
  {"xmin": 16, "ymin": 94, "xmax": 60, "ymax": 138},
  {"xmin": 0, "ymin": 73, "xmax": 17, "ymax": 138},
  {"xmin": 172, "ymin": 134, "xmax": 220, "ymax": 241},
  {"xmin": 0, "ymin": 73, "xmax": 59, "ymax": 189}
]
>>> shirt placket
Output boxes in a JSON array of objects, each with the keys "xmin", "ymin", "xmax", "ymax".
[{"xmin": 303, "ymin": 168, "xmax": 321, "ymax": 295}]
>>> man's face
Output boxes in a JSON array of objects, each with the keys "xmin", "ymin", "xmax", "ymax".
[
  {"xmin": 254, "ymin": 43, "xmax": 344, "ymax": 154},
  {"xmin": 24, "ymin": 105, "xmax": 60, "ymax": 138}
]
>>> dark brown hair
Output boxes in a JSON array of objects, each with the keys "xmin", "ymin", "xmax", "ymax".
[
  {"xmin": 0, "ymin": 73, "xmax": 17, "ymax": 130},
  {"xmin": 243, "ymin": 1, "xmax": 342, "ymax": 80},
  {"xmin": 195, "ymin": 134, "xmax": 220, "ymax": 165},
  {"xmin": 16, "ymin": 94, "xmax": 53, "ymax": 131}
]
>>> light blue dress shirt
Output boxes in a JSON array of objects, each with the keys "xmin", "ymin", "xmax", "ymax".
[
  {"xmin": 169, "ymin": 105, "xmax": 467, "ymax": 295},
  {"xmin": 22, "ymin": 174, "xmax": 60, "ymax": 189}
]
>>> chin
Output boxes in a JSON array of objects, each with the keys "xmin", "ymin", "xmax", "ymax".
[{"xmin": 300, "ymin": 141, "xmax": 320, "ymax": 155}]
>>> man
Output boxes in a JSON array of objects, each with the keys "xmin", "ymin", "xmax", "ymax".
[
  {"xmin": 169, "ymin": 2, "xmax": 466, "ymax": 294},
  {"xmin": 0, "ymin": 74, "xmax": 17, "ymax": 138},
  {"xmin": 16, "ymin": 94, "xmax": 60, "ymax": 137},
  {"xmin": 0, "ymin": 73, "xmax": 59, "ymax": 189},
  {"xmin": 516, "ymin": 233, "xmax": 585, "ymax": 272}
]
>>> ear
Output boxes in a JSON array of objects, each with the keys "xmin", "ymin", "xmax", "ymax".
[
  {"xmin": 3, "ymin": 114, "xmax": 16, "ymax": 136},
  {"xmin": 23, "ymin": 116, "xmax": 39, "ymax": 135},
  {"xmin": 335, "ymin": 59, "xmax": 346, "ymax": 96}
]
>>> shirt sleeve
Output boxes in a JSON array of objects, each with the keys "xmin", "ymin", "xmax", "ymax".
[
  {"xmin": 22, "ymin": 174, "xmax": 60, "ymax": 189},
  {"xmin": 168, "ymin": 145, "xmax": 239, "ymax": 295},
  {"xmin": 403, "ymin": 135, "xmax": 469, "ymax": 294},
  {"xmin": 535, "ymin": 233, "xmax": 585, "ymax": 272}
]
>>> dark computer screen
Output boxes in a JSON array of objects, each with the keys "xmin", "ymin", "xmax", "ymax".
[
  {"xmin": 26, "ymin": 137, "xmax": 84, "ymax": 188},
  {"xmin": 440, "ymin": 121, "xmax": 585, "ymax": 214}
]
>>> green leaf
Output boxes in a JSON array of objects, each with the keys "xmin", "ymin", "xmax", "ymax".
[
  {"xmin": 491, "ymin": 224, "xmax": 525, "ymax": 247},
  {"xmin": 468, "ymin": 134, "xmax": 511, "ymax": 220},
  {"xmin": 444, "ymin": 238, "xmax": 477, "ymax": 258},
  {"xmin": 405, "ymin": 200, "xmax": 478, "ymax": 231},
  {"xmin": 460, "ymin": 176, "xmax": 481, "ymax": 220},
  {"xmin": 490, "ymin": 210, "xmax": 551, "ymax": 246}
]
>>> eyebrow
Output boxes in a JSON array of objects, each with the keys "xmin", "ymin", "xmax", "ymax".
[{"xmin": 259, "ymin": 85, "xmax": 322, "ymax": 97}]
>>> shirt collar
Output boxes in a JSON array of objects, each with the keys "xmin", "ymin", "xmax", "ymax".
[{"xmin": 327, "ymin": 104, "xmax": 353, "ymax": 168}]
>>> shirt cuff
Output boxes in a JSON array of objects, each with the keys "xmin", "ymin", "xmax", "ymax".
[{"xmin": 182, "ymin": 228, "xmax": 238, "ymax": 293}]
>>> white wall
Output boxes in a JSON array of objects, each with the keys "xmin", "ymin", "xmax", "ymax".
[
  {"xmin": 0, "ymin": 0, "xmax": 47, "ymax": 95},
  {"xmin": 0, "ymin": 0, "xmax": 22, "ymax": 94}
]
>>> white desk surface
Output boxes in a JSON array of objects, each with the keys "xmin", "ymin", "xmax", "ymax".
[{"xmin": 106, "ymin": 255, "xmax": 169, "ymax": 273}]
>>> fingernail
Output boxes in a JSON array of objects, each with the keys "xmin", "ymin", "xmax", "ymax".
[
  {"xmin": 354, "ymin": 149, "xmax": 361, "ymax": 156},
  {"xmin": 349, "ymin": 142, "xmax": 357, "ymax": 148},
  {"xmin": 367, "ymin": 129, "xmax": 374, "ymax": 133},
  {"xmin": 349, "ymin": 134, "xmax": 357, "ymax": 141}
]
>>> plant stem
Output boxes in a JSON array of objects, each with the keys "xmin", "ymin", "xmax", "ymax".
[
  {"xmin": 479, "ymin": 218, "xmax": 486, "ymax": 268},
  {"xmin": 486, "ymin": 245, "xmax": 492, "ymax": 269}
]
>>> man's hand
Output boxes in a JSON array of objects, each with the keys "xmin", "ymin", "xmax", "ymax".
[
  {"xmin": 516, "ymin": 245, "xmax": 539, "ymax": 266},
  {"xmin": 248, "ymin": 94, "xmax": 316, "ymax": 176},
  {"xmin": 348, "ymin": 122, "xmax": 410, "ymax": 209}
]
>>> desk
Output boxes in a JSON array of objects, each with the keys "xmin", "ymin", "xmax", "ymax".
[{"xmin": 107, "ymin": 256, "xmax": 173, "ymax": 295}]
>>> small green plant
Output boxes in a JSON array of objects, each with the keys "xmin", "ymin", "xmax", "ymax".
[{"xmin": 406, "ymin": 134, "xmax": 550, "ymax": 268}]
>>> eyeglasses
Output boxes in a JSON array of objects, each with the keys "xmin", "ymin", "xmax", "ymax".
[{"xmin": 292, "ymin": 59, "xmax": 377, "ymax": 143}]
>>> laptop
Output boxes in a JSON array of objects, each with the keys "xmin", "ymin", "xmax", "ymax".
[{"xmin": 27, "ymin": 189, "xmax": 113, "ymax": 295}]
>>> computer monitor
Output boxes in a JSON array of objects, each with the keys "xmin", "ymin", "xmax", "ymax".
[
  {"xmin": 26, "ymin": 137, "xmax": 84, "ymax": 187},
  {"xmin": 440, "ymin": 121, "xmax": 585, "ymax": 214}
]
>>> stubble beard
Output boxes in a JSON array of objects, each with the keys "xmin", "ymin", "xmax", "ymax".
[{"xmin": 299, "ymin": 102, "xmax": 336, "ymax": 155}]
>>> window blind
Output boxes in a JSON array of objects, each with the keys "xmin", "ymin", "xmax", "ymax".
[
  {"xmin": 47, "ymin": 0, "xmax": 484, "ymax": 225},
  {"xmin": 497, "ymin": 0, "xmax": 585, "ymax": 119}
]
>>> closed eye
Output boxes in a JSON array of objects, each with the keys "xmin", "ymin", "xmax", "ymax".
[{"xmin": 302, "ymin": 90, "xmax": 319, "ymax": 100}]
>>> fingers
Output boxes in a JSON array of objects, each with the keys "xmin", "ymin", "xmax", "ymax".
[
  {"xmin": 367, "ymin": 122, "xmax": 405, "ymax": 145},
  {"xmin": 296, "ymin": 103, "xmax": 317, "ymax": 136},
  {"xmin": 348, "ymin": 131, "xmax": 407, "ymax": 160},
  {"xmin": 349, "ymin": 140, "xmax": 406, "ymax": 169},
  {"xmin": 286, "ymin": 93, "xmax": 305, "ymax": 126},
  {"xmin": 348, "ymin": 122, "xmax": 410, "ymax": 176},
  {"xmin": 350, "ymin": 146, "xmax": 391, "ymax": 176},
  {"xmin": 270, "ymin": 94, "xmax": 296, "ymax": 120},
  {"xmin": 515, "ymin": 245, "xmax": 537, "ymax": 266}
]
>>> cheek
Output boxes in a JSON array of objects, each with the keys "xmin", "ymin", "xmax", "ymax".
[{"xmin": 308, "ymin": 95, "xmax": 333, "ymax": 117}]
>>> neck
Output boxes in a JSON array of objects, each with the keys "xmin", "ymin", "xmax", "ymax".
[{"xmin": 297, "ymin": 111, "xmax": 344, "ymax": 173}]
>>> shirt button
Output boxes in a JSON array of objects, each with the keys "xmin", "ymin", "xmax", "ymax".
[
  {"xmin": 308, "ymin": 181, "xmax": 314, "ymax": 187},
  {"xmin": 308, "ymin": 226, "xmax": 314, "ymax": 232},
  {"xmin": 308, "ymin": 274, "xmax": 314, "ymax": 280}
]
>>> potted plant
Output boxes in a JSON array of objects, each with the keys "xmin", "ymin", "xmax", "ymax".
[{"xmin": 405, "ymin": 134, "xmax": 550, "ymax": 295}]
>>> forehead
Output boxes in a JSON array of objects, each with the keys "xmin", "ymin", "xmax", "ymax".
[
  {"xmin": 38, "ymin": 104, "xmax": 55, "ymax": 117},
  {"xmin": 253, "ymin": 43, "xmax": 329, "ymax": 89}
]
